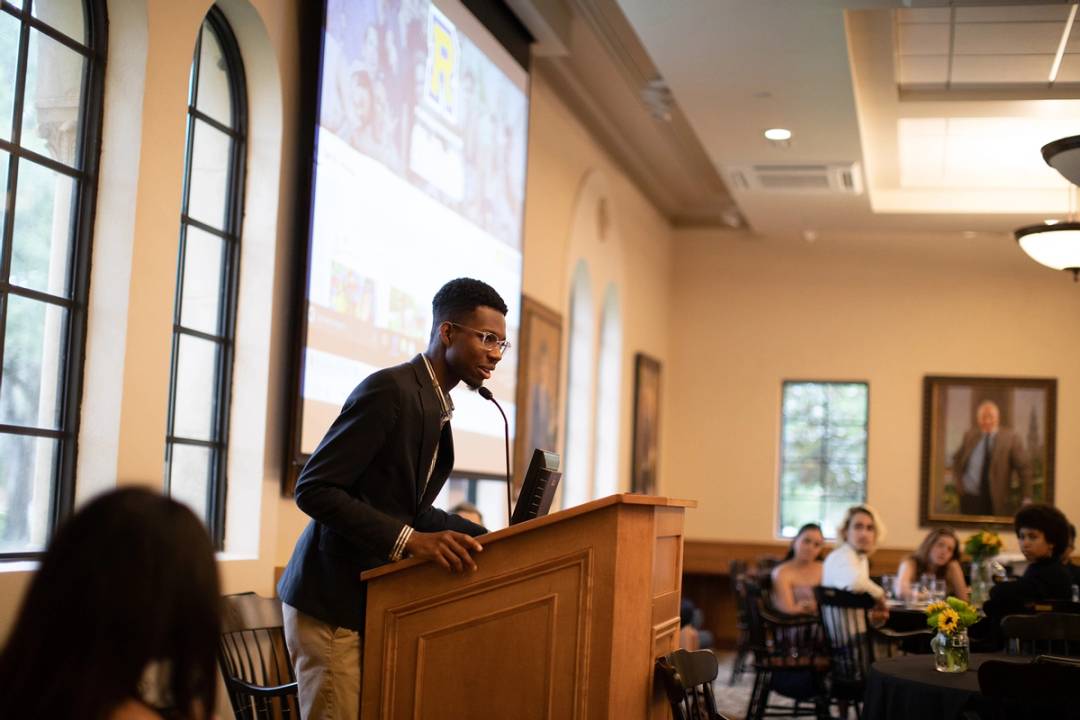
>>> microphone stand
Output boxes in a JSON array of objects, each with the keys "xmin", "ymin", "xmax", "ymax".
[{"xmin": 478, "ymin": 386, "xmax": 513, "ymax": 524}]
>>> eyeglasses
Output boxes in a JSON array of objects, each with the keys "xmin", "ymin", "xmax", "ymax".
[{"xmin": 448, "ymin": 322, "xmax": 511, "ymax": 354}]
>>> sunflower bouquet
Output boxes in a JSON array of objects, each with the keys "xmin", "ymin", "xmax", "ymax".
[
  {"xmin": 963, "ymin": 530, "xmax": 1003, "ymax": 560},
  {"xmin": 926, "ymin": 597, "xmax": 980, "ymax": 672}
]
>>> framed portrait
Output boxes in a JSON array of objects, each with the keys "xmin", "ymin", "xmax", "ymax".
[
  {"xmin": 919, "ymin": 375, "xmax": 1056, "ymax": 528},
  {"xmin": 513, "ymin": 296, "xmax": 562, "ymax": 489},
  {"xmin": 631, "ymin": 353, "xmax": 662, "ymax": 496}
]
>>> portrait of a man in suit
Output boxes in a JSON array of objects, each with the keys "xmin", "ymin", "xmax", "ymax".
[
  {"xmin": 921, "ymin": 376, "xmax": 1056, "ymax": 529},
  {"xmin": 951, "ymin": 400, "xmax": 1033, "ymax": 517}
]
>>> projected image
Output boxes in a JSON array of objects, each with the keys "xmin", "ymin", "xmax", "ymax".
[{"xmin": 303, "ymin": 0, "xmax": 528, "ymax": 477}]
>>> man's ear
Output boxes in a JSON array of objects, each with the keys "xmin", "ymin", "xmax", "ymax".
[{"xmin": 438, "ymin": 320, "xmax": 453, "ymax": 347}]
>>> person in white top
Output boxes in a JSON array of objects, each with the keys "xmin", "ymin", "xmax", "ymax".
[{"xmin": 822, "ymin": 505, "xmax": 889, "ymax": 622}]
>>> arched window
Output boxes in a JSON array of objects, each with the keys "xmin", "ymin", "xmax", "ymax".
[
  {"xmin": 165, "ymin": 7, "xmax": 246, "ymax": 544},
  {"xmin": 592, "ymin": 285, "xmax": 620, "ymax": 498},
  {"xmin": 562, "ymin": 261, "xmax": 594, "ymax": 508},
  {"xmin": 0, "ymin": 0, "xmax": 106, "ymax": 555}
]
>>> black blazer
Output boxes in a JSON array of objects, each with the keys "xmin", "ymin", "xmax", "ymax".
[
  {"xmin": 985, "ymin": 558, "xmax": 1074, "ymax": 619},
  {"xmin": 277, "ymin": 355, "xmax": 484, "ymax": 631}
]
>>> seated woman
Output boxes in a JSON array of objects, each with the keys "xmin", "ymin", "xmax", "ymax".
[
  {"xmin": 0, "ymin": 488, "xmax": 221, "ymax": 719},
  {"xmin": 983, "ymin": 504, "xmax": 1074, "ymax": 634},
  {"xmin": 896, "ymin": 527, "xmax": 969, "ymax": 602},
  {"xmin": 771, "ymin": 523, "xmax": 825, "ymax": 615}
]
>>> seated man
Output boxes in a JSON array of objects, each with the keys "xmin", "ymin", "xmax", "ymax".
[
  {"xmin": 822, "ymin": 505, "xmax": 889, "ymax": 636},
  {"xmin": 985, "ymin": 504, "xmax": 1073, "ymax": 619}
]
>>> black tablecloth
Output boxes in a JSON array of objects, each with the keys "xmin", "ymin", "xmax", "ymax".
[{"xmin": 863, "ymin": 653, "xmax": 1026, "ymax": 720}]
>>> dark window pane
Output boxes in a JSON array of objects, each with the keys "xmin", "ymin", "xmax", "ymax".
[
  {"xmin": 172, "ymin": 334, "xmax": 219, "ymax": 441},
  {"xmin": 195, "ymin": 23, "xmax": 232, "ymax": 126},
  {"xmin": 11, "ymin": 157, "xmax": 75, "ymax": 296},
  {"xmin": 169, "ymin": 443, "xmax": 211, "ymax": 523},
  {"xmin": 0, "ymin": 296, "xmax": 66, "ymax": 428},
  {"xmin": 178, "ymin": 225, "xmax": 224, "ymax": 335},
  {"xmin": 0, "ymin": 10, "xmax": 20, "ymax": 142},
  {"xmin": 22, "ymin": 27, "xmax": 86, "ymax": 165},
  {"xmin": 0, "ymin": 432, "xmax": 57, "ymax": 552},
  {"xmin": 32, "ymin": 0, "xmax": 87, "ymax": 45},
  {"xmin": 185, "ymin": 118, "xmax": 231, "ymax": 229}
]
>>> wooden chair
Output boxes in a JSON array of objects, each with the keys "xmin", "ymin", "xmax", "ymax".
[
  {"xmin": 729, "ymin": 560, "xmax": 752, "ymax": 685},
  {"xmin": 218, "ymin": 593, "xmax": 299, "ymax": 720},
  {"xmin": 655, "ymin": 648, "xmax": 730, "ymax": 720},
  {"xmin": 976, "ymin": 655, "xmax": 1080, "ymax": 719},
  {"xmin": 744, "ymin": 579, "xmax": 829, "ymax": 720},
  {"xmin": 814, "ymin": 587, "xmax": 930, "ymax": 720},
  {"xmin": 1001, "ymin": 612, "xmax": 1080, "ymax": 657}
]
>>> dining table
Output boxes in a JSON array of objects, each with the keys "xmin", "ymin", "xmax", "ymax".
[{"xmin": 862, "ymin": 652, "xmax": 1029, "ymax": 720}]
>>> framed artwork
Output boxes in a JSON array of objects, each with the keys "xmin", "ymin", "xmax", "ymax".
[
  {"xmin": 919, "ymin": 375, "xmax": 1056, "ymax": 528},
  {"xmin": 631, "ymin": 353, "xmax": 662, "ymax": 496},
  {"xmin": 513, "ymin": 296, "xmax": 562, "ymax": 489}
]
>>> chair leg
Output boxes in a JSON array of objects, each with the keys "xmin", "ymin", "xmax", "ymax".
[
  {"xmin": 747, "ymin": 670, "xmax": 767, "ymax": 720},
  {"xmin": 731, "ymin": 641, "xmax": 748, "ymax": 685}
]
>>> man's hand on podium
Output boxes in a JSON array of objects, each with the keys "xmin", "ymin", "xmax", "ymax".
[{"xmin": 406, "ymin": 530, "xmax": 483, "ymax": 573}]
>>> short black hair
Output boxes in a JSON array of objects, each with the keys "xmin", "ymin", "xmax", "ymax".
[
  {"xmin": 1014, "ymin": 503, "xmax": 1071, "ymax": 561},
  {"xmin": 432, "ymin": 278, "xmax": 508, "ymax": 328}
]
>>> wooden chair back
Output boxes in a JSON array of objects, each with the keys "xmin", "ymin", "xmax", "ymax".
[
  {"xmin": 218, "ymin": 592, "xmax": 299, "ymax": 720},
  {"xmin": 655, "ymin": 649, "xmax": 728, "ymax": 720},
  {"xmin": 1001, "ymin": 612, "xmax": 1080, "ymax": 657}
]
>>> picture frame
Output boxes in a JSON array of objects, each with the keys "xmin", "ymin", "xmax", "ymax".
[
  {"xmin": 631, "ymin": 353, "xmax": 662, "ymax": 496},
  {"xmin": 919, "ymin": 375, "xmax": 1056, "ymax": 528},
  {"xmin": 512, "ymin": 296, "xmax": 562, "ymax": 489}
]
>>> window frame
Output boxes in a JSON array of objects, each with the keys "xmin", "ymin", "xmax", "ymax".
[
  {"xmin": 776, "ymin": 379, "xmax": 870, "ymax": 540},
  {"xmin": 0, "ymin": 0, "xmax": 107, "ymax": 560},
  {"xmin": 164, "ymin": 6, "xmax": 247, "ymax": 548}
]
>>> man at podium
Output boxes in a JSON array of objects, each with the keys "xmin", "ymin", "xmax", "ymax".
[{"xmin": 278, "ymin": 278, "xmax": 510, "ymax": 719}]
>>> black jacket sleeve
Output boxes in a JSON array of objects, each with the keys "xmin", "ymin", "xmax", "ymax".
[{"xmin": 294, "ymin": 372, "xmax": 406, "ymax": 558}]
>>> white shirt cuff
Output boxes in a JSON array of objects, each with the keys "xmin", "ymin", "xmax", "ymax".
[{"xmin": 390, "ymin": 525, "xmax": 414, "ymax": 561}]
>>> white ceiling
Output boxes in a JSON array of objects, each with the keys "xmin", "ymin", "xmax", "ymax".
[{"xmin": 612, "ymin": 0, "xmax": 1080, "ymax": 241}]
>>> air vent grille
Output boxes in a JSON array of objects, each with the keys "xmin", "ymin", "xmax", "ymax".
[{"xmin": 725, "ymin": 163, "xmax": 863, "ymax": 195}]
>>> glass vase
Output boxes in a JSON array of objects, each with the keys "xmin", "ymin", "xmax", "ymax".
[
  {"xmin": 930, "ymin": 629, "xmax": 969, "ymax": 673},
  {"xmin": 969, "ymin": 558, "xmax": 992, "ymax": 608}
]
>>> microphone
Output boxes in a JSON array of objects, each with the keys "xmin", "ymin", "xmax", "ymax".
[{"xmin": 477, "ymin": 386, "xmax": 513, "ymax": 525}]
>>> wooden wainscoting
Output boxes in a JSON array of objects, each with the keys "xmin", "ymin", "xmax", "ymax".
[{"xmin": 682, "ymin": 540, "xmax": 913, "ymax": 649}]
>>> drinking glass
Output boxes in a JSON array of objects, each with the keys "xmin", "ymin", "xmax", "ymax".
[
  {"xmin": 929, "ymin": 578, "xmax": 946, "ymax": 602},
  {"xmin": 880, "ymin": 574, "xmax": 896, "ymax": 602}
]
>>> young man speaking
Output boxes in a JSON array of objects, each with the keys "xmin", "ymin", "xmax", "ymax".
[{"xmin": 278, "ymin": 278, "xmax": 510, "ymax": 719}]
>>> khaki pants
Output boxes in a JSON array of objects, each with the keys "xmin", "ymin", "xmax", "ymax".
[{"xmin": 282, "ymin": 603, "xmax": 362, "ymax": 720}]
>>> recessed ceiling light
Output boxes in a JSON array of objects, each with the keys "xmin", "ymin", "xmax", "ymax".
[
  {"xmin": 1045, "ymin": 218, "xmax": 1061, "ymax": 225},
  {"xmin": 764, "ymin": 128, "xmax": 792, "ymax": 141}
]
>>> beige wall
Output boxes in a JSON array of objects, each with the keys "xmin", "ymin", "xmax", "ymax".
[{"xmin": 664, "ymin": 227, "xmax": 1080, "ymax": 553}]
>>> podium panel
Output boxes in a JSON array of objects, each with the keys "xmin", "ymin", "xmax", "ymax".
[{"xmin": 361, "ymin": 494, "xmax": 694, "ymax": 719}]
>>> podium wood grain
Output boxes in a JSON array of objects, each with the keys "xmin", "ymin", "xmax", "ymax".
[{"xmin": 360, "ymin": 494, "xmax": 694, "ymax": 719}]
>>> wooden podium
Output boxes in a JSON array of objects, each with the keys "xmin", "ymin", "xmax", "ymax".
[{"xmin": 360, "ymin": 494, "xmax": 695, "ymax": 719}]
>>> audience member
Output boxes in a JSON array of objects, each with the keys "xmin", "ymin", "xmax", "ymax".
[
  {"xmin": 896, "ymin": 527, "xmax": 969, "ymax": 602},
  {"xmin": 770, "ymin": 523, "xmax": 825, "ymax": 615},
  {"xmin": 984, "ymin": 504, "xmax": 1073, "ymax": 624},
  {"xmin": 450, "ymin": 501, "xmax": 484, "ymax": 527},
  {"xmin": 678, "ymin": 598, "xmax": 701, "ymax": 651},
  {"xmin": 1064, "ymin": 523, "xmax": 1080, "ymax": 588},
  {"xmin": 0, "ymin": 488, "xmax": 221, "ymax": 719},
  {"xmin": 823, "ymin": 505, "xmax": 888, "ymax": 621}
]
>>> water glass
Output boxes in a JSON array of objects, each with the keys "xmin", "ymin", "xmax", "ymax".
[
  {"xmin": 880, "ymin": 574, "xmax": 896, "ymax": 601},
  {"xmin": 929, "ymin": 578, "xmax": 946, "ymax": 602}
]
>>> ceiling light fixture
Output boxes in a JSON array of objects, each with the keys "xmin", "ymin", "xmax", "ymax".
[
  {"xmin": 1045, "ymin": 219, "xmax": 1061, "ymax": 225},
  {"xmin": 1041, "ymin": 135, "xmax": 1080, "ymax": 185},
  {"xmin": 1049, "ymin": 3, "xmax": 1078, "ymax": 84},
  {"xmin": 1015, "ymin": 223, "xmax": 1080, "ymax": 281},
  {"xmin": 764, "ymin": 128, "xmax": 792, "ymax": 141}
]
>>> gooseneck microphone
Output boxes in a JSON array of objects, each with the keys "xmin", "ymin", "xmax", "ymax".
[{"xmin": 477, "ymin": 386, "xmax": 513, "ymax": 524}]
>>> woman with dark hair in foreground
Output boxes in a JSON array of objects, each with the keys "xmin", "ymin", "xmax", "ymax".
[{"xmin": 0, "ymin": 488, "xmax": 221, "ymax": 719}]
